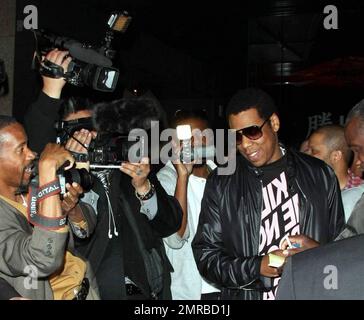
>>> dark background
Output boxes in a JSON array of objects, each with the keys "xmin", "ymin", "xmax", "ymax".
[{"xmin": 13, "ymin": 0, "xmax": 364, "ymax": 147}]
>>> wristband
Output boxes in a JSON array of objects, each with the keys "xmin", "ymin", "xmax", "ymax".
[
  {"xmin": 37, "ymin": 179, "xmax": 61, "ymax": 202},
  {"xmin": 135, "ymin": 180, "xmax": 155, "ymax": 201},
  {"xmin": 27, "ymin": 180, "xmax": 66, "ymax": 230}
]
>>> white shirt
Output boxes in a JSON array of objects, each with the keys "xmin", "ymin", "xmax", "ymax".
[{"xmin": 157, "ymin": 161, "xmax": 220, "ymax": 300}]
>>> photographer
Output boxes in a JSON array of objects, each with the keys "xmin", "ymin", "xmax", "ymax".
[
  {"xmin": 24, "ymin": 49, "xmax": 183, "ymax": 299},
  {"xmin": 0, "ymin": 116, "xmax": 98, "ymax": 299},
  {"xmin": 157, "ymin": 110, "xmax": 220, "ymax": 300}
]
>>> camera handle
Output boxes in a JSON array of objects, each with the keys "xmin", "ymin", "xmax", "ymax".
[{"xmin": 39, "ymin": 59, "xmax": 66, "ymax": 79}]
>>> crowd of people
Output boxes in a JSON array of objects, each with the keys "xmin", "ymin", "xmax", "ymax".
[{"xmin": 0, "ymin": 49, "xmax": 364, "ymax": 300}]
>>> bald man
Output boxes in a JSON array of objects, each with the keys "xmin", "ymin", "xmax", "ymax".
[{"xmin": 307, "ymin": 125, "xmax": 364, "ymax": 221}]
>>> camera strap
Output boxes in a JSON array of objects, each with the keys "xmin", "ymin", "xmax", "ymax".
[
  {"xmin": 27, "ymin": 180, "xmax": 67, "ymax": 230},
  {"xmin": 37, "ymin": 179, "xmax": 62, "ymax": 202},
  {"xmin": 39, "ymin": 59, "xmax": 65, "ymax": 79}
]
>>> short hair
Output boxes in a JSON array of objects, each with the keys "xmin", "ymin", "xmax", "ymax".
[
  {"xmin": 314, "ymin": 125, "xmax": 352, "ymax": 165},
  {"xmin": 346, "ymin": 99, "xmax": 364, "ymax": 129},
  {"xmin": 0, "ymin": 115, "xmax": 17, "ymax": 147},
  {"xmin": 170, "ymin": 108, "xmax": 209, "ymax": 128},
  {"xmin": 226, "ymin": 88, "xmax": 278, "ymax": 119},
  {"xmin": 59, "ymin": 96, "xmax": 94, "ymax": 120}
]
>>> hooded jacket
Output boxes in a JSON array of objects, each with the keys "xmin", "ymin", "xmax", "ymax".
[{"xmin": 192, "ymin": 149, "xmax": 345, "ymax": 300}]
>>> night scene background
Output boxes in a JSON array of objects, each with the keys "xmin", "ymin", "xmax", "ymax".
[{"xmin": 11, "ymin": 0, "xmax": 364, "ymax": 148}]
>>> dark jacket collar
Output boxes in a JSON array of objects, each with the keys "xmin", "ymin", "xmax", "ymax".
[{"xmin": 240, "ymin": 143, "xmax": 298, "ymax": 180}]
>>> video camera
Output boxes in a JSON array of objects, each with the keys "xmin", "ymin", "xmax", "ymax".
[
  {"xmin": 55, "ymin": 117, "xmax": 145, "ymax": 167},
  {"xmin": 32, "ymin": 11, "xmax": 132, "ymax": 92},
  {"xmin": 55, "ymin": 98, "xmax": 161, "ymax": 169}
]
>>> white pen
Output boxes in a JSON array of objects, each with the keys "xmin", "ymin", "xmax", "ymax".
[{"xmin": 284, "ymin": 234, "xmax": 294, "ymax": 249}]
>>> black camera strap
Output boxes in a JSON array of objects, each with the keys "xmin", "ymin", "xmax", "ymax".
[
  {"xmin": 27, "ymin": 180, "xmax": 67, "ymax": 230},
  {"xmin": 31, "ymin": 29, "xmax": 67, "ymax": 79},
  {"xmin": 39, "ymin": 59, "xmax": 65, "ymax": 79},
  {"xmin": 37, "ymin": 179, "xmax": 62, "ymax": 201}
]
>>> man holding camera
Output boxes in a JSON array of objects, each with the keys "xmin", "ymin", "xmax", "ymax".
[
  {"xmin": 157, "ymin": 109, "xmax": 220, "ymax": 300},
  {"xmin": 24, "ymin": 49, "xmax": 182, "ymax": 299},
  {"xmin": 0, "ymin": 116, "xmax": 98, "ymax": 299}
]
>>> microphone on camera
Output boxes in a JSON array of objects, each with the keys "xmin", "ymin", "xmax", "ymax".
[{"xmin": 34, "ymin": 30, "xmax": 112, "ymax": 67}]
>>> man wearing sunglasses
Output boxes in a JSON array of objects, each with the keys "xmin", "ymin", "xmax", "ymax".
[{"xmin": 192, "ymin": 88, "xmax": 344, "ymax": 300}]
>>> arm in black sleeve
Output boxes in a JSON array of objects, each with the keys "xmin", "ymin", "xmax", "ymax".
[
  {"xmin": 23, "ymin": 91, "xmax": 63, "ymax": 154},
  {"xmin": 148, "ymin": 173, "xmax": 183, "ymax": 238},
  {"xmin": 192, "ymin": 173, "xmax": 263, "ymax": 289},
  {"xmin": 326, "ymin": 166, "xmax": 345, "ymax": 241}
]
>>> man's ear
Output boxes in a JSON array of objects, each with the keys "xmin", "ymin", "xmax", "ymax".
[
  {"xmin": 269, "ymin": 113, "xmax": 280, "ymax": 133},
  {"xmin": 330, "ymin": 150, "xmax": 342, "ymax": 164}
]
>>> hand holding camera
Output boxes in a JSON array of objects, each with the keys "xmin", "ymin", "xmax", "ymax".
[
  {"xmin": 61, "ymin": 182, "xmax": 84, "ymax": 216},
  {"xmin": 65, "ymin": 128, "xmax": 94, "ymax": 155},
  {"xmin": 171, "ymin": 140, "xmax": 194, "ymax": 177},
  {"xmin": 41, "ymin": 49, "xmax": 72, "ymax": 99},
  {"xmin": 38, "ymin": 143, "xmax": 75, "ymax": 184}
]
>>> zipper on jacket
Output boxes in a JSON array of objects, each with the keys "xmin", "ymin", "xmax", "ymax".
[
  {"xmin": 294, "ymin": 178, "xmax": 307, "ymax": 230},
  {"xmin": 227, "ymin": 179, "xmax": 264, "ymax": 291}
]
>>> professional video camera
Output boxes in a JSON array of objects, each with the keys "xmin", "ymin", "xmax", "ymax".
[
  {"xmin": 32, "ymin": 11, "xmax": 132, "ymax": 92},
  {"xmin": 55, "ymin": 98, "xmax": 161, "ymax": 169}
]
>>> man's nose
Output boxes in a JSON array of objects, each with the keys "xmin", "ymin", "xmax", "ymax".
[
  {"xmin": 27, "ymin": 148, "xmax": 37, "ymax": 161},
  {"xmin": 241, "ymin": 135, "xmax": 253, "ymax": 149}
]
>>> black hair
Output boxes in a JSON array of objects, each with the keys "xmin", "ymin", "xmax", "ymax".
[
  {"xmin": 59, "ymin": 96, "xmax": 94, "ymax": 120},
  {"xmin": 92, "ymin": 98, "xmax": 162, "ymax": 133},
  {"xmin": 170, "ymin": 108, "xmax": 209, "ymax": 128},
  {"xmin": 226, "ymin": 88, "xmax": 278, "ymax": 120}
]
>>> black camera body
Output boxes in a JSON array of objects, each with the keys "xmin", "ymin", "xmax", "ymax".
[
  {"xmin": 32, "ymin": 12, "xmax": 131, "ymax": 92},
  {"xmin": 33, "ymin": 29, "xmax": 119, "ymax": 92},
  {"xmin": 55, "ymin": 98, "xmax": 160, "ymax": 169},
  {"xmin": 55, "ymin": 117, "xmax": 145, "ymax": 166},
  {"xmin": 29, "ymin": 160, "xmax": 94, "ymax": 195},
  {"xmin": 66, "ymin": 60, "xmax": 119, "ymax": 92},
  {"xmin": 59, "ymin": 167, "xmax": 94, "ymax": 193}
]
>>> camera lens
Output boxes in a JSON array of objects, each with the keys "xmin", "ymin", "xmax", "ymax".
[{"xmin": 63, "ymin": 168, "xmax": 94, "ymax": 192}]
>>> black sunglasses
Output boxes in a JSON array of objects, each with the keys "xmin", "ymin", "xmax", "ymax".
[{"xmin": 235, "ymin": 116, "xmax": 271, "ymax": 144}]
